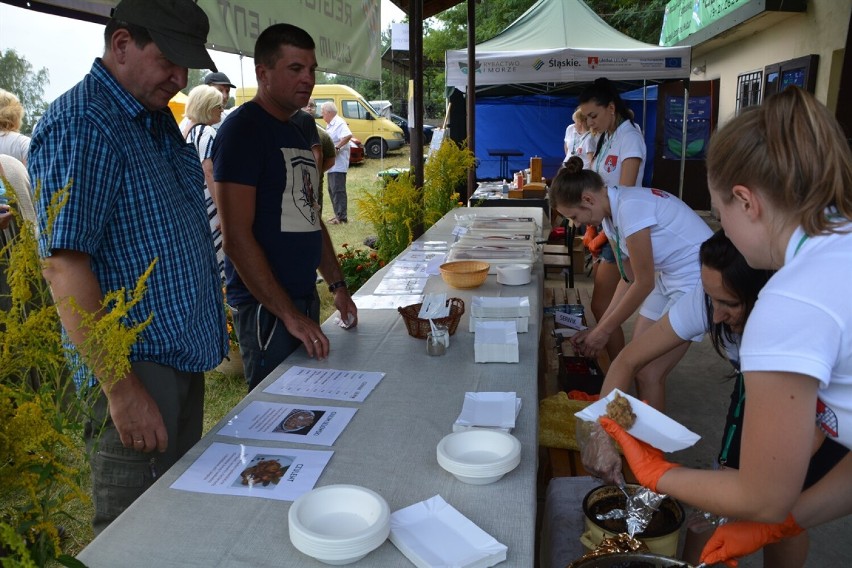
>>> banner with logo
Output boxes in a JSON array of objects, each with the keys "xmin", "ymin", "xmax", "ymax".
[
  {"xmin": 660, "ymin": 0, "xmax": 751, "ymax": 46},
  {"xmin": 16, "ymin": 0, "xmax": 382, "ymax": 80},
  {"xmin": 445, "ymin": 46, "xmax": 691, "ymax": 90}
]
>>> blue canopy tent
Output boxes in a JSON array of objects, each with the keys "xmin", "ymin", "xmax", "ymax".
[
  {"xmin": 445, "ymin": 0, "xmax": 690, "ymax": 191},
  {"xmin": 474, "ymin": 85, "xmax": 658, "ymax": 185}
]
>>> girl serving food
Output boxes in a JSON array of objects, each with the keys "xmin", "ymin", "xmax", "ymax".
[
  {"xmin": 600, "ymin": 86, "xmax": 852, "ymax": 567},
  {"xmin": 584, "ymin": 230, "xmax": 846, "ymax": 567},
  {"xmin": 549, "ymin": 156, "xmax": 712, "ymax": 410}
]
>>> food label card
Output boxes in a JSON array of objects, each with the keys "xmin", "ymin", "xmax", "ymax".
[
  {"xmin": 217, "ymin": 401, "xmax": 356, "ymax": 446},
  {"xmin": 170, "ymin": 442, "xmax": 332, "ymax": 501},
  {"xmin": 264, "ymin": 366, "xmax": 385, "ymax": 402}
]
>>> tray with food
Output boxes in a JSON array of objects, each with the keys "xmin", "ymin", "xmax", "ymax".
[{"xmin": 574, "ymin": 389, "xmax": 700, "ymax": 452}]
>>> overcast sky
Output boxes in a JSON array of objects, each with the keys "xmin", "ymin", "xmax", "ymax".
[{"xmin": 0, "ymin": 0, "xmax": 407, "ymax": 102}]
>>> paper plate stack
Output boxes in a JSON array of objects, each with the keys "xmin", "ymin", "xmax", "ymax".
[
  {"xmin": 470, "ymin": 296, "xmax": 531, "ymax": 332},
  {"xmin": 289, "ymin": 484, "xmax": 391, "ymax": 565},
  {"xmin": 437, "ymin": 430, "xmax": 521, "ymax": 485}
]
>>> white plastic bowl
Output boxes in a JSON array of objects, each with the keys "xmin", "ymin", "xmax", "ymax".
[
  {"xmin": 289, "ymin": 484, "xmax": 390, "ymax": 565},
  {"xmin": 437, "ymin": 430, "xmax": 521, "ymax": 485}
]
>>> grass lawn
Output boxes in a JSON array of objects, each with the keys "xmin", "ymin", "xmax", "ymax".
[{"xmin": 52, "ymin": 147, "xmax": 415, "ymax": 559}]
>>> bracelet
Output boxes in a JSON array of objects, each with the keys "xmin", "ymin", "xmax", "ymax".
[{"xmin": 328, "ymin": 280, "xmax": 347, "ymax": 293}]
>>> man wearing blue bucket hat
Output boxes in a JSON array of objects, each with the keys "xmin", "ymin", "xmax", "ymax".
[{"xmin": 28, "ymin": 0, "xmax": 227, "ymax": 534}]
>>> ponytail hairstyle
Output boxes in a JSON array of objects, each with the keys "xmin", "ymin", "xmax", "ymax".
[
  {"xmin": 699, "ymin": 230, "xmax": 773, "ymax": 362},
  {"xmin": 548, "ymin": 156, "xmax": 606, "ymax": 208},
  {"xmin": 707, "ymin": 86, "xmax": 852, "ymax": 236},
  {"xmin": 579, "ymin": 77, "xmax": 635, "ymax": 157}
]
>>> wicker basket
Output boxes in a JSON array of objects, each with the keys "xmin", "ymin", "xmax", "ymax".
[
  {"xmin": 398, "ymin": 298, "xmax": 465, "ymax": 339},
  {"xmin": 439, "ymin": 261, "xmax": 490, "ymax": 289}
]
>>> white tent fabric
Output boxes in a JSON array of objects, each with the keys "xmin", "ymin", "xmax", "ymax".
[
  {"xmin": 3, "ymin": 0, "xmax": 382, "ymax": 80},
  {"xmin": 445, "ymin": 0, "xmax": 691, "ymax": 91}
]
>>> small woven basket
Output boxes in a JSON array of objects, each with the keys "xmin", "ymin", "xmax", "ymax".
[
  {"xmin": 439, "ymin": 261, "xmax": 490, "ymax": 289},
  {"xmin": 398, "ymin": 297, "xmax": 465, "ymax": 339}
]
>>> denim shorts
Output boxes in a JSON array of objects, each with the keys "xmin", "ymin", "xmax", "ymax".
[{"xmin": 598, "ymin": 241, "xmax": 615, "ymax": 263}]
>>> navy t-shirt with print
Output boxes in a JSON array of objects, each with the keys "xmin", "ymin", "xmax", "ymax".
[{"xmin": 213, "ymin": 102, "xmax": 322, "ymax": 306}]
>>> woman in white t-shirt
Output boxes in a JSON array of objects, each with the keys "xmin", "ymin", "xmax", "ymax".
[
  {"xmin": 584, "ymin": 230, "xmax": 846, "ymax": 567},
  {"xmin": 550, "ymin": 156, "xmax": 712, "ymax": 410},
  {"xmin": 577, "ymin": 78, "xmax": 648, "ymax": 363},
  {"xmin": 183, "ymin": 85, "xmax": 226, "ymax": 279},
  {"xmin": 600, "ymin": 87, "xmax": 852, "ymax": 567},
  {"xmin": 563, "ymin": 108, "xmax": 595, "ymax": 169}
]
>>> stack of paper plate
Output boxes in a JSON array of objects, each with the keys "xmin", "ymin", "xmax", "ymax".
[
  {"xmin": 470, "ymin": 296, "xmax": 531, "ymax": 332},
  {"xmin": 288, "ymin": 484, "xmax": 390, "ymax": 565},
  {"xmin": 437, "ymin": 430, "xmax": 522, "ymax": 485}
]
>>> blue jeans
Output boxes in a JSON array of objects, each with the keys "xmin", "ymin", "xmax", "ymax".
[{"xmin": 233, "ymin": 291, "xmax": 320, "ymax": 391}]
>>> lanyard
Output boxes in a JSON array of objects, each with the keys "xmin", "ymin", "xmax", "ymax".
[
  {"xmin": 793, "ymin": 232, "xmax": 808, "ymax": 257},
  {"xmin": 612, "ymin": 225, "xmax": 631, "ymax": 283},
  {"xmin": 719, "ymin": 372, "xmax": 746, "ymax": 466},
  {"xmin": 594, "ymin": 128, "xmax": 617, "ymax": 173}
]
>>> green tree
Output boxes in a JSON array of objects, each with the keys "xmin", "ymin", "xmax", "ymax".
[
  {"xmin": 0, "ymin": 49, "xmax": 49, "ymax": 135},
  {"xmin": 586, "ymin": 0, "xmax": 669, "ymax": 45}
]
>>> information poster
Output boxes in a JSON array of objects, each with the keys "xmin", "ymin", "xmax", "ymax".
[
  {"xmin": 217, "ymin": 401, "xmax": 357, "ymax": 446},
  {"xmin": 264, "ymin": 366, "xmax": 385, "ymax": 402},
  {"xmin": 170, "ymin": 442, "xmax": 333, "ymax": 501}
]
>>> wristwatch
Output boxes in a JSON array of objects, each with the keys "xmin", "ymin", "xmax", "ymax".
[{"xmin": 328, "ymin": 280, "xmax": 347, "ymax": 293}]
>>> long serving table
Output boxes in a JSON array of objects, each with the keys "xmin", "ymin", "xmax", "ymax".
[{"xmin": 77, "ymin": 207, "xmax": 545, "ymax": 567}]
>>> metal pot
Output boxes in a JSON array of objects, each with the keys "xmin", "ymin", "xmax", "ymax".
[
  {"xmin": 568, "ymin": 551, "xmax": 694, "ymax": 567},
  {"xmin": 581, "ymin": 484, "xmax": 684, "ymax": 557}
]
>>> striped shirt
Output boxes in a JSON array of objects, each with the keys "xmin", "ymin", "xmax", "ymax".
[
  {"xmin": 28, "ymin": 58, "xmax": 227, "ymax": 383},
  {"xmin": 186, "ymin": 123, "xmax": 225, "ymax": 279}
]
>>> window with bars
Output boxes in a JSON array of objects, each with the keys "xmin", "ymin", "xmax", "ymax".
[{"xmin": 736, "ymin": 71, "xmax": 763, "ymax": 113}]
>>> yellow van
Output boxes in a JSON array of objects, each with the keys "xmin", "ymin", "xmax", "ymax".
[
  {"xmin": 309, "ymin": 85, "xmax": 405, "ymax": 159},
  {"xmin": 233, "ymin": 84, "xmax": 405, "ymax": 159}
]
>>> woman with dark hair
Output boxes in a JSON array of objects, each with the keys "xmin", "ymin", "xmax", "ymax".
[
  {"xmin": 583, "ymin": 230, "xmax": 847, "ymax": 567},
  {"xmin": 601, "ymin": 87, "xmax": 852, "ymax": 567},
  {"xmin": 576, "ymin": 78, "xmax": 648, "ymax": 362},
  {"xmin": 551, "ymin": 156, "xmax": 712, "ymax": 410}
]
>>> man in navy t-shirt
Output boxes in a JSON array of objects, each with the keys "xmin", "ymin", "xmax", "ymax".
[{"xmin": 213, "ymin": 23, "xmax": 357, "ymax": 391}]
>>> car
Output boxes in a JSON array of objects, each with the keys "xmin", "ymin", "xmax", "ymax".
[
  {"xmin": 349, "ymin": 136, "xmax": 365, "ymax": 165},
  {"xmin": 390, "ymin": 113, "xmax": 435, "ymax": 145}
]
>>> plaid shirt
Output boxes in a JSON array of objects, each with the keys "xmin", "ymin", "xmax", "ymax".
[{"xmin": 29, "ymin": 59, "xmax": 227, "ymax": 382}]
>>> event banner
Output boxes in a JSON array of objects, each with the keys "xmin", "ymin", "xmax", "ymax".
[
  {"xmin": 199, "ymin": 0, "xmax": 382, "ymax": 80},
  {"xmin": 445, "ymin": 47, "xmax": 691, "ymax": 89},
  {"xmin": 26, "ymin": 0, "xmax": 382, "ymax": 80},
  {"xmin": 660, "ymin": 0, "xmax": 751, "ymax": 46}
]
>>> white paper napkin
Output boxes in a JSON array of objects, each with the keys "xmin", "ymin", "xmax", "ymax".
[
  {"xmin": 455, "ymin": 392, "xmax": 518, "ymax": 429},
  {"xmin": 390, "ymin": 495, "xmax": 507, "ymax": 568},
  {"xmin": 574, "ymin": 389, "xmax": 701, "ymax": 452}
]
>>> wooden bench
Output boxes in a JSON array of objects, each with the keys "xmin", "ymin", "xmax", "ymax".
[{"xmin": 538, "ymin": 287, "xmax": 613, "ymax": 479}]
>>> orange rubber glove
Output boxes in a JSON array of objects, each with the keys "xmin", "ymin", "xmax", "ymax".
[
  {"xmin": 582, "ymin": 225, "xmax": 598, "ymax": 248},
  {"xmin": 700, "ymin": 514, "xmax": 804, "ymax": 567},
  {"xmin": 599, "ymin": 417, "xmax": 681, "ymax": 492},
  {"xmin": 587, "ymin": 231, "xmax": 608, "ymax": 256}
]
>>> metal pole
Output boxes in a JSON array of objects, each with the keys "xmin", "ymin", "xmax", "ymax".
[
  {"xmin": 678, "ymin": 81, "xmax": 689, "ymax": 201},
  {"xmin": 411, "ymin": 0, "xmax": 424, "ymax": 193},
  {"xmin": 466, "ymin": 0, "xmax": 477, "ymax": 200}
]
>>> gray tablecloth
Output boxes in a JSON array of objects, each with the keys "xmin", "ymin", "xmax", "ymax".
[{"xmin": 78, "ymin": 208, "xmax": 544, "ymax": 567}]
